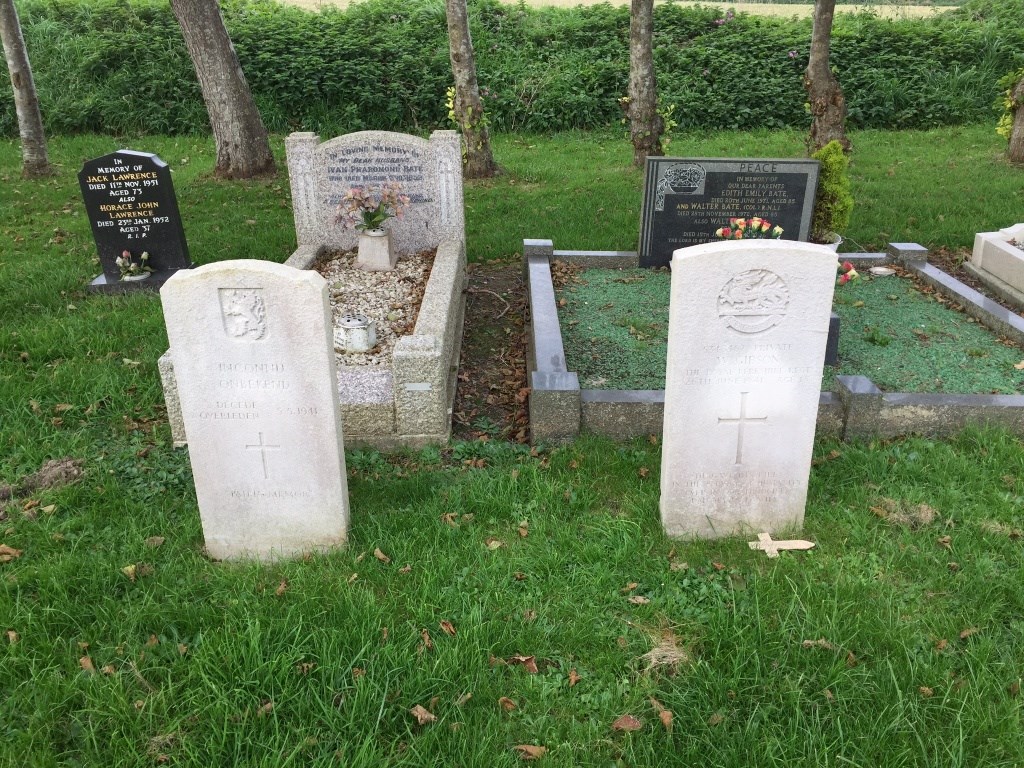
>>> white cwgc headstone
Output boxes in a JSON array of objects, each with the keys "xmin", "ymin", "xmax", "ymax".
[
  {"xmin": 660, "ymin": 240, "xmax": 837, "ymax": 538},
  {"xmin": 161, "ymin": 260, "xmax": 349, "ymax": 560}
]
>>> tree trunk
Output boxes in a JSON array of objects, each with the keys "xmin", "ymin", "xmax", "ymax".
[
  {"xmin": 623, "ymin": 0, "xmax": 663, "ymax": 167},
  {"xmin": 445, "ymin": 0, "xmax": 497, "ymax": 179},
  {"xmin": 170, "ymin": 0, "xmax": 275, "ymax": 179},
  {"xmin": 804, "ymin": 0, "xmax": 850, "ymax": 155},
  {"xmin": 0, "ymin": 0, "xmax": 53, "ymax": 178},
  {"xmin": 1009, "ymin": 77, "xmax": 1024, "ymax": 164}
]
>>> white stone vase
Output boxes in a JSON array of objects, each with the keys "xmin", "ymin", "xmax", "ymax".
[{"xmin": 356, "ymin": 228, "xmax": 397, "ymax": 271}]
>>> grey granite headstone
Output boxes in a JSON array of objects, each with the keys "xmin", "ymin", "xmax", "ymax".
[
  {"xmin": 639, "ymin": 157, "xmax": 819, "ymax": 268},
  {"xmin": 161, "ymin": 260, "xmax": 349, "ymax": 560},
  {"xmin": 660, "ymin": 240, "xmax": 836, "ymax": 538},
  {"xmin": 286, "ymin": 130, "xmax": 463, "ymax": 256}
]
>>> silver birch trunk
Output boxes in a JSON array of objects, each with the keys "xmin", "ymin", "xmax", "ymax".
[
  {"xmin": 0, "ymin": 0, "xmax": 52, "ymax": 178},
  {"xmin": 624, "ymin": 0, "xmax": 663, "ymax": 167},
  {"xmin": 804, "ymin": 0, "xmax": 850, "ymax": 154},
  {"xmin": 1009, "ymin": 77, "xmax": 1024, "ymax": 164},
  {"xmin": 170, "ymin": 0, "xmax": 275, "ymax": 179},
  {"xmin": 445, "ymin": 0, "xmax": 497, "ymax": 179}
]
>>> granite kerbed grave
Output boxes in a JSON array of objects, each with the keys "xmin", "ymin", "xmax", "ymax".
[
  {"xmin": 525, "ymin": 239, "xmax": 1024, "ymax": 443},
  {"xmin": 160, "ymin": 130, "xmax": 467, "ymax": 450}
]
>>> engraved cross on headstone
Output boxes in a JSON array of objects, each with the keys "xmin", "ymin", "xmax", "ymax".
[
  {"xmin": 747, "ymin": 532, "xmax": 816, "ymax": 558},
  {"xmin": 718, "ymin": 391, "xmax": 768, "ymax": 465},
  {"xmin": 245, "ymin": 432, "xmax": 281, "ymax": 480}
]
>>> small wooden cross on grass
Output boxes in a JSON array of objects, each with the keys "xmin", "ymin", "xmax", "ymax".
[{"xmin": 747, "ymin": 532, "xmax": 815, "ymax": 558}]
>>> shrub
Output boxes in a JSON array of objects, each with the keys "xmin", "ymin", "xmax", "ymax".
[
  {"xmin": 811, "ymin": 140, "xmax": 854, "ymax": 243},
  {"xmin": 0, "ymin": 0, "xmax": 1021, "ymax": 138}
]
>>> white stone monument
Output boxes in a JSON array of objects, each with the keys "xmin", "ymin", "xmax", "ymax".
[
  {"xmin": 660, "ymin": 240, "xmax": 837, "ymax": 538},
  {"xmin": 161, "ymin": 260, "xmax": 349, "ymax": 560}
]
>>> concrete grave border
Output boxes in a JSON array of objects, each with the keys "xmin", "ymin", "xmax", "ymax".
[
  {"xmin": 160, "ymin": 130, "xmax": 468, "ymax": 451},
  {"xmin": 525, "ymin": 239, "xmax": 1024, "ymax": 443}
]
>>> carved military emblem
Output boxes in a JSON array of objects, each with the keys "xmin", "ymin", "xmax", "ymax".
[
  {"xmin": 718, "ymin": 269, "xmax": 789, "ymax": 334},
  {"xmin": 219, "ymin": 288, "xmax": 267, "ymax": 340}
]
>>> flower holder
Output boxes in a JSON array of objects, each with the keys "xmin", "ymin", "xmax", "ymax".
[{"xmin": 356, "ymin": 229, "xmax": 397, "ymax": 271}]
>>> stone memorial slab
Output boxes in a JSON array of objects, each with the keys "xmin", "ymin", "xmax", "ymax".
[
  {"xmin": 79, "ymin": 150, "xmax": 192, "ymax": 292},
  {"xmin": 660, "ymin": 240, "xmax": 836, "ymax": 538},
  {"xmin": 639, "ymin": 157, "xmax": 819, "ymax": 268},
  {"xmin": 286, "ymin": 129, "xmax": 463, "ymax": 256},
  {"xmin": 161, "ymin": 260, "xmax": 349, "ymax": 560}
]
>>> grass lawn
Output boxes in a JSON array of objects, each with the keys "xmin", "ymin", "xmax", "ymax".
[{"xmin": 1, "ymin": 127, "xmax": 1023, "ymax": 765}]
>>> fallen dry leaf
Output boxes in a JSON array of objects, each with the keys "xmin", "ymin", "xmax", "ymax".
[
  {"xmin": 513, "ymin": 571, "xmax": 527, "ymax": 581},
  {"xmin": 658, "ymin": 708, "xmax": 673, "ymax": 731},
  {"xmin": 399, "ymin": 564, "xmax": 412, "ymax": 573},
  {"xmin": 935, "ymin": 638, "xmax": 949, "ymax": 652},
  {"xmin": 620, "ymin": 582, "xmax": 639, "ymax": 594},
  {"xmin": 121, "ymin": 564, "xmax": 137, "ymax": 582},
  {"xmin": 498, "ymin": 696, "xmax": 517, "ymax": 712},
  {"xmin": 439, "ymin": 620, "xmax": 456, "ymax": 637},
  {"xmin": 708, "ymin": 712, "xmax": 725, "ymax": 726},
  {"xmin": 918, "ymin": 686, "xmax": 934, "ymax": 698},
  {"xmin": 508, "ymin": 655, "xmax": 539, "ymax": 674},
  {"xmin": 627, "ymin": 596, "xmax": 650, "ymax": 605},
  {"xmin": 513, "ymin": 745, "xmax": 546, "ymax": 760},
  {"xmin": 409, "ymin": 704, "xmax": 436, "ymax": 725},
  {"xmin": 146, "ymin": 634, "xmax": 159, "ymax": 647},
  {"xmin": 959, "ymin": 627, "xmax": 980, "ymax": 640},
  {"xmin": 373, "ymin": 548, "xmax": 391, "ymax": 564},
  {"xmin": 937, "ymin": 535, "xmax": 953, "ymax": 550},
  {"xmin": 485, "ymin": 538, "xmax": 504, "ymax": 550},
  {"xmin": 0, "ymin": 544, "xmax": 22, "ymax": 562},
  {"xmin": 1009, "ymin": 681, "xmax": 1020, "ymax": 698},
  {"xmin": 518, "ymin": 526, "xmax": 528, "ymax": 538},
  {"xmin": 523, "ymin": 609, "xmax": 537, "ymax": 622},
  {"xmin": 6, "ymin": 630, "xmax": 18, "ymax": 644},
  {"xmin": 455, "ymin": 692, "xmax": 472, "ymax": 707},
  {"xmin": 256, "ymin": 699, "xmax": 274, "ymax": 717},
  {"xmin": 79, "ymin": 656, "xmax": 95, "ymax": 674},
  {"xmin": 144, "ymin": 536, "xmax": 165, "ymax": 548},
  {"xmin": 638, "ymin": 467, "xmax": 650, "ymax": 478},
  {"xmin": 347, "ymin": 572, "xmax": 358, "ymax": 584},
  {"xmin": 612, "ymin": 714, "xmax": 642, "ymax": 732},
  {"xmin": 420, "ymin": 629, "xmax": 434, "ymax": 651},
  {"xmin": 275, "ymin": 580, "xmax": 288, "ymax": 596},
  {"xmin": 101, "ymin": 664, "xmax": 116, "ymax": 676},
  {"xmin": 568, "ymin": 669, "xmax": 581, "ymax": 687},
  {"xmin": 1015, "ymin": 360, "xmax": 1024, "ymax": 370}
]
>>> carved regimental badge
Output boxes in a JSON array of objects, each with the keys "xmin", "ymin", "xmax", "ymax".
[
  {"xmin": 219, "ymin": 288, "xmax": 267, "ymax": 340},
  {"xmin": 718, "ymin": 270, "xmax": 789, "ymax": 334}
]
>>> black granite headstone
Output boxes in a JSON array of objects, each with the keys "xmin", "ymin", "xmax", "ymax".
[
  {"xmin": 78, "ymin": 150, "xmax": 192, "ymax": 292},
  {"xmin": 638, "ymin": 157, "xmax": 820, "ymax": 268}
]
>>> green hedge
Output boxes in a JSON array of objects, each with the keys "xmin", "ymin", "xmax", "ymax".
[{"xmin": 1, "ymin": 0, "xmax": 1021, "ymax": 137}]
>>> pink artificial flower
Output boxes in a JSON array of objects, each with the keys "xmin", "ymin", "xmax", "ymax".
[{"xmin": 715, "ymin": 227, "xmax": 731, "ymax": 238}]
